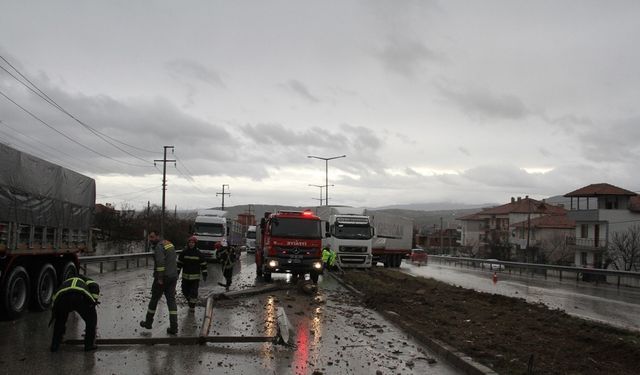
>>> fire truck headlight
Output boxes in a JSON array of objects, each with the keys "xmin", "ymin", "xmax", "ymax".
[
  {"xmin": 313, "ymin": 262, "xmax": 323, "ymax": 270},
  {"xmin": 268, "ymin": 260, "xmax": 278, "ymax": 268}
]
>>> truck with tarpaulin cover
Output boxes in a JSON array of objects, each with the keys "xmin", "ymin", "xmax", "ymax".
[
  {"xmin": 0, "ymin": 143, "xmax": 95, "ymax": 319},
  {"xmin": 364, "ymin": 210, "xmax": 413, "ymax": 268}
]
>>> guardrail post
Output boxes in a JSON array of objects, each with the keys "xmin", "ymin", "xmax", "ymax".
[
  {"xmin": 146, "ymin": 256, "xmax": 149, "ymax": 267},
  {"xmin": 126, "ymin": 259, "xmax": 129, "ymax": 269},
  {"xmin": 544, "ymin": 269, "xmax": 547, "ymax": 280},
  {"xmin": 100, "ymin": 262, "xmax": 103, "ymax": 274},
  {"xmin": 617, "ymin": 275, "xmax": 621, "ymax": 288},
  {"xmin": 137, "ymin": 258, "xmax": 140, "ymax": 268},
  {"xmin": 559, "ymin": 270, "xmax": 562, "ymax": 281},
  {"xmin": 114, "ymin": 260, "xmax": 117, "ymax": 272}
]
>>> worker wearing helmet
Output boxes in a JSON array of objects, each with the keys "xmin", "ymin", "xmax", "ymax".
[
  {"xmin": 50, "ymin": 275, "xmax": 100, "ymax": 352},
  {"xmin": 321, "ymin": 244, "xmax": 336, "ymax": 271},
  {"xmin": 177, "ymin": 235, "xmax": 208, "ymax": 310}
]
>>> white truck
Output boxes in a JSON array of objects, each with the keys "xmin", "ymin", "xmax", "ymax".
[
  {"xmin": 364, "ymin": 210, "xmax": 413, "ymax": 268},
  {"xmin": 193, "ymin": 210, "xmax": 228, "ymax": 261},
  {"xmin": 314, "ymin": 206, "xmax": 374, "ymax": 268},
  {"xmin": 245, "ymin": 225, "xmax": 257, "ymax": 253}
]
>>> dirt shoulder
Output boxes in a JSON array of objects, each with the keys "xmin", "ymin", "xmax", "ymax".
[{"xmin": 342, "ymin": 268, "xmax": 640, "ymax": 375}]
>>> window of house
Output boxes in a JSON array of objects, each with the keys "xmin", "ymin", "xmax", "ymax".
[
  {"xmin": 581, "ymin": 252, "xmax": 587, "ymax": 266},
  {"xmin": 580, "ymin": 224, "xmax": 588, "ymax": 239}
]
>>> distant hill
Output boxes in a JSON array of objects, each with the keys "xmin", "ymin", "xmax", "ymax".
[{"xmin": 374, "ymin": 202, "xmax": 497, "ymax": 211}]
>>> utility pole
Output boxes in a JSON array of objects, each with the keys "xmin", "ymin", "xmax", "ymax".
[
  {"xmin": 526, "ymin": 197, "xmax": 532, "ymax": 262},
  {"xmin": 440, "ymin": 217, "xmax": 444, "ymax": 254},
  {"xmin": 154, "ymin": 146, "xmax": 175, "ymax": 239},
  {"xmin": 216, "ymin": 184, "xmax": 230, "ymax": 210},
  {"xmin": 308, "ymin": 184, "xmax": 333, "ymax": 206},
  {"xmin": 307, "ymin": 155, "xmax": 346, "ymax": 206}
]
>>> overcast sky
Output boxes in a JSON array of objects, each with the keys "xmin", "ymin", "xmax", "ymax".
[{"xmin": 1, "ymin": 1, "xmax": 639, "ymax": 210}]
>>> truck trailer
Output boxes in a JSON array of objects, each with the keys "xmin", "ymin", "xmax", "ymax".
[
  {"xmin": 314, "ymin": 206, "xmax": 373, "ymax": 268},
  {"xmin": 0, "ymin": 143, "xmax": 95, "ymax": 319},
  {"xmin": 256, "ymin": 210, "xmax": 323, "ymax": 283},
  {"xmin": 364, "ymin": 210, "xmax": 413, "ymax": 268}
]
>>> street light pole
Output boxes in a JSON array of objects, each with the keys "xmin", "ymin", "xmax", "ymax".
[
  {"xmin": 307, "ymin": 155, "xmax": 346, "ymax": 206},
  {"xmin": 309, "ymin": 184, "xmax": 334, "ymax": 206}
]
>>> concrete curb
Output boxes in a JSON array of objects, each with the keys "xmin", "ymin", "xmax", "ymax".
[{"xmin": 329, "ymin": 272, "xmax": 499, "ymax": 375}]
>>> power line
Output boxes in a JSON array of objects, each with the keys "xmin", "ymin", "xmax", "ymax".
[
  {"xmin": 0, "ymin": 118, "xmax": 106, "ymax": 173},
  {"xmin": 96, "ymin": 185, "xmax": 160, "ymax": 199},
  {"xmin": 174, "ymin": 164, "xmax": 207, "ymax": 194},
  {"xmin": 0, "ymin": 87, "xmax": 151, "ymax": 168},
  {"xmin": 0, "ymin": 57, "xmax": 158, "ymax": 162}
]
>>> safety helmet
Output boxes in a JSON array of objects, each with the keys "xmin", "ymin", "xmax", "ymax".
[{"xmin": 188, "ymin": 235, "xmax": 198, "ymax": 243}]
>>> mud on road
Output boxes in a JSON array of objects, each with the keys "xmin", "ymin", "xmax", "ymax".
[{"xmin": 343, "ymin": 268, "xmax": 640, "ymax": 375}]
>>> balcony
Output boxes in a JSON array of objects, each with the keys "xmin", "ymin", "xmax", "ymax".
[
  {"xmin": 567, "ymin": 210, "xmax": 599, "ymax": 222},
  {"xmin": 566, "ymin": 237, "xmax": 607, "ymax": 249}
]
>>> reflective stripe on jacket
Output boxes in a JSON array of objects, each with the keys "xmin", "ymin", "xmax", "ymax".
[
  {"xmin": 178, "ymin": 246, "xmax": 208, "ymax": 280},
  {"xmin": 152, "ymin": 240, "xmax": 178, "ymax": 278},
  {"xmin": 52, "ymin": 277, "xmax": 97, "ymax": 305}
]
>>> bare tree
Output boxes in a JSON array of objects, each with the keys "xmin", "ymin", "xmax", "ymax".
[
  {"xmin": 606, "ymin": 225, "xmax": 640, "ymax": 271},
  {"xmin": 540, "ymin": 234, "xmax": 574, "ymax": 265}
]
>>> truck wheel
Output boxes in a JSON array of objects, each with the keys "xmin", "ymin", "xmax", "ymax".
[
  {"xmin": 310, "ymin": 272, "xmax": 319, "ymax": 284},
  {"xmin": 2, "ymin": 266, "xmax": 30, "ymax": 319},
  {"xmin": 263, "ymin": 272, "xmax": 272, "ymax": 282},
  {"xmin": 31, "ymin": 263, "xmax": 57, "ymax": 311},
  {"xmin": 59, "ymin": 261, "xmax": 77, "ymax": 283},
  {"xmin": 384, "ymin": 256, "xmax": 391, "ymax": 268},
  {"xmin": 394, "ymin": 255, "xmax": 402, "ymax": 268}
]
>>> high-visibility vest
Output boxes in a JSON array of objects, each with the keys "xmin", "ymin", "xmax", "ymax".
[
  {"xmin": 322, "ymin": 249, "xmax": 331, "ymax": 264},
  {"xmin": 52, "ymin": 277, "xmax": 98, "ymax": 304}
]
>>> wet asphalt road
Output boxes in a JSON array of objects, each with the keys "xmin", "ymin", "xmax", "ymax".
[
  {"xmin": 0, "ymin": 253, "xmax": 459, "ymax": 375},
  {"xmin": 401, "ymin": 260, "xmax": 640, "ymax": 331}
]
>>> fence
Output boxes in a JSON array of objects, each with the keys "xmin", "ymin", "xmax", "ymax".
[
  {"xmin": 429, "ymin": 255, "xmax": 640, "ymax": 288},
  {"xmin": 78, "ymin": 251, "xmax": 155, "ymax": 275}
]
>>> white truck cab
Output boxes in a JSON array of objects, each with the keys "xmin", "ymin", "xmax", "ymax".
[
  {"xmin": 193, "ymin": 210, "xmax": 227, "ymax": 261},
  {"xmin": 315, "ymin": 206, "xmax": 374, "ymax": 268},
  {"xmin": 245, "ymin": 225, "xmax": 257, "ymax": 253}
]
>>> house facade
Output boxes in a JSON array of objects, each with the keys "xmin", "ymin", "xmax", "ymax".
[
  {"xmin": 458, "ymin": 196, "xmax": 567, "ymax": 261},
  {"xmin": 565, "ymin": 183, "xmax": 640, "ymax": 270}
]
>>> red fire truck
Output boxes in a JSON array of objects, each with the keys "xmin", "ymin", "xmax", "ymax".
[{"xmin": 255, "ymin": 210, "xmax": 324, "ymax": 283}]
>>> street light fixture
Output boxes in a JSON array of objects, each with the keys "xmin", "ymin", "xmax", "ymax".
[
  {"xmin": 307, "ymin": 155, "xmax": 346, "ymax": 206},
  {"xmin": 308, "ymin": 184, "xmax": 334, "ymax": 206}
]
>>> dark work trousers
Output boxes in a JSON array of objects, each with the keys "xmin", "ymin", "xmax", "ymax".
[
  {"xmin": 144, "ymin": 277, "xmax": 178, "ymax": 328},
  {"xmin": 222, "ymin": 267, "xmax": 233, "ymax": 287},
  {"xmin": 181, "ymin": 279, "xmax": 200, "ymax": 308},
  {"xmin": 51, "ymin": 293, "xmax": 97, "ymax": 351}
]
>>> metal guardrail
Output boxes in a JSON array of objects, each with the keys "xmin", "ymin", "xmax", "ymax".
[
  {"xmin": 78, "ymin": 251, "xmax": 154, "ymax": 274},
  {"xmin": 429, "ymin": 255, "xmax": 640, "ymax": 288}
]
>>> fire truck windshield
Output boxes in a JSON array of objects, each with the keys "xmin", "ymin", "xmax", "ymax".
[
  {"xmin": 194, "ymin": 223, "xmax": 225, "ymax": 237},
  {"xmin": 333, "ymin": 224, "xmax": 373, "ymax": 240},
  {"xmin": 270, "ymin": 217, "xmax": 321, "ymax": 239}
]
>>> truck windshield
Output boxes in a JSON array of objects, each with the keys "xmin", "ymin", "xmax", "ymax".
[
  {"xmin": 194, "ymin": 223, "xmax": 224, "ymax": 237},
  {"xmin": 270, "ymin": 218, "xmax": 321, "ymax": 239},
  {"xmin": 246, "ymin": 231, "xmax": 256, "ymax": 239},
  {"xmin": 333, "ymin": 224, "xmax": 373, "ymax": 240}
]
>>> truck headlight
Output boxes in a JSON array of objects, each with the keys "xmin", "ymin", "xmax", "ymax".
[
  {"xmin": 313, "ymin": 262, "xmax": 323, "ymax": 270},
  {"xmin": 268, "ymin": 260, "xmax": 278, "ymax": 268}
]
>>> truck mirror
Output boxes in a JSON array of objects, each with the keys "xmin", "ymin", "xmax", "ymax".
[
  {"xmin": 370, "ymin": 227, "xmax": 375, "ymax": 237},
  {"xmin": 325, "ymin": 222, "xmax": 330, "ymax": 233},
  {"xmin": 325, "ymin": 232, "xmax": 331, "ymax": 238}
]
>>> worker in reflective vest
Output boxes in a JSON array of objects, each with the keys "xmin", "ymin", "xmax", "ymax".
[
  {"xmin": 50, "ymin": 275, "xmax": 100, "ymax": 352},
  {"xmin": 216, "ymin": 242, "xmax": 236, "ymax": 290},
  {"xmin": 178, "ymin": 235, "xmax": 208, "ymax": 310},
  {"xmin": 322, "ymin": 245, "xmax": 337, "ymax": 271},
  {"xmin": 140, "ymin": 230, "xmax": 179, "ymax": 335}
]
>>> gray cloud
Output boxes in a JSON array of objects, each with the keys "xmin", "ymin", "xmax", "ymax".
[
  {"xmin": 458, "ymin": 146, "xmax": 470, "ymax": 156},
  {"xmin": 438, "ymin": 85, "xmax": 531, "ymax": 120},
  {"xmin": 376, "ymin": 36, "xmax": 442, "ymax": 77},
  {"xmin": 578, "ymin": 116, "xmax": 640, "ymax": 163},
  {"xmin": 165, "ymin": 59, "xmax": 226, "ymax": 89},
  {"xmin": 283, "ymin": 80, "xmax": 319, "ymax": 103}
]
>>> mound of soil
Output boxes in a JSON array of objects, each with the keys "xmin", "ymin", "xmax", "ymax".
[{"xmin": 343, "ymin": 268, "xmax": 640, "ymax": 375}]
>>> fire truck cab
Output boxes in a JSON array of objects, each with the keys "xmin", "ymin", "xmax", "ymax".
[{"xmin": 255, "ymin": 210, "xmax": 324, "ymax": 283}]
